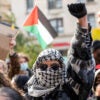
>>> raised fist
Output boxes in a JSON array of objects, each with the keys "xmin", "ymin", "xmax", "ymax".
[{"xmin": 67, "ymin": 3, "xmax": 87, "ymax": 18}]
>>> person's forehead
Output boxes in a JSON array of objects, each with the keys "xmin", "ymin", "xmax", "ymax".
[
  {"xmin": 19, "ymin": 58, "xmax": 26, "ymax": 63},
  {"xmin": 19, "ymin": 57, "xmax": 26, "ymax": 60}
]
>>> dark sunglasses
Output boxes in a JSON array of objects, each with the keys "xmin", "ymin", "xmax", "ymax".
[{"xmin": 37, "ymin": 63, "xmax": 61, "ymax": 71}]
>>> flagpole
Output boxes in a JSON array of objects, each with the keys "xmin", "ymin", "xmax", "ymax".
[{"xmin": 34, "ymin": 0, "xmax": 37, "ymax": 6}]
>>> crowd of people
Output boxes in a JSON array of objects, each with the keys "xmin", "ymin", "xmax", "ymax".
[{"xmin": 0, "ymin": 3, "xmax": 100, "ymax": 100}]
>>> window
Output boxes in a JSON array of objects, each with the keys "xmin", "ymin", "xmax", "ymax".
[
  {"xmin": 77, "ymin": 0, "xmax": 94, "ymax": 3},
  {"xmin": 87, "ymin": 0, "xmax": 94, "ymax": 2},
  {"xmin": 26, "ymin": 0, "xmax": 33, "ymax": 10},
  {"xmin": 88, "ymin": 14, "xmax": 96, "ymax": 28},
  {"xmin": 50, "ymin": 18, "xmax": 64, "ymax": 33},
  {"xmin": 48, "ymin": 0, "xmax": 62, "ymax": 9},
  {"xmin": 77, "ymin": 0, "xmax": 86, "ymax": 3}
]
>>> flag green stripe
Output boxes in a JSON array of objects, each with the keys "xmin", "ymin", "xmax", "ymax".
[
  {"xmin": 23, "ymin": 25, "xmax": 38, "ymax": 34},
  {"xmin": 23, "ymin": 25, "xmax": 47, "ymax": 49},
  {"xmin": 36, "ymin": 32, "xmax": 47, "ymax": 49}
]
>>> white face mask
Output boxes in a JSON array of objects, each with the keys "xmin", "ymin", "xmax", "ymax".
[{"xmin": 20, "ymin": 62, "xmax": 28, "ymax": 71}]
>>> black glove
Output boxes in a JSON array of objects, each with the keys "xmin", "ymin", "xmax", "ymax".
[{"xmin": 67, "ymin": 3, "xmax": 87, "ymax": 18}]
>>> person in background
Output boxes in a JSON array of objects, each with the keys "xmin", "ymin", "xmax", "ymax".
[
  {"xmin": 0, "ymin": 60, "xmax": 8, "ymax": 74},
  {"xmin": 92, "ymin": 40, "xmax": 100, "ymax": 66},
  {"xmin": 88, "ymin": 69, "xmax": 100, "ymax": 100},
  {"xmin": 95, "ymin": 84, "xmax": 100, "ymax": 97},
  {"xmin": 0, "ymin": 71, "xmax": 26, "ymax": 99},
  {"xmin": 93, "ymin": 69, "xmax": 100, "ymax": 96},
  {"xmin": 11, "ymin": 75, "xmax": 29, "ymax": 93},
  {"xmin": 8, "ymin": 36, "xmax": 32, "ymax": 79},
  {"xmin": 0, "ymin": 72, "xmax": 11, "ymax": 88},
  {"xmin": 0, "ymin": 87, "xmax": 24, "ymax": 100},
  {"xmin": 26, "ymin": 3, "xmax": 95, "ymax": 100},
  {"xmin": 96, "ymin": 64, "xmax": 100, "ymax": 70},
  {"xmin": 8, "ymin": 36, "xmax": 20, "ymax": 79},
  {"xmin": 18, "ymin": 53, "xmax": 32, "ymax": 77}
]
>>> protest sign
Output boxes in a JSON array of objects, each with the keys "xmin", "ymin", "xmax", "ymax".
[{"xmin": 92, "ymin": 28, "xmax": 100, "ymax": 40}]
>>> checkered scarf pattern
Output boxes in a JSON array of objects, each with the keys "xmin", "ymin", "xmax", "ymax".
[
  {"xmin": 36, "ymin": 67, "xmax": 65, "ymax": 88},
  {"xmin": 34, "ymin": 48, "xmax": 64, "ymax": 67},
  {"xmin": 27, "ymin": 48, "xmax": 66, "ymax": 97}
]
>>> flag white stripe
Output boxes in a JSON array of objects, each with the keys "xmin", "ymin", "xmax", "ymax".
[{"xmin": 38, "ymin": 20, "xmax": 53, "ymax": 45}]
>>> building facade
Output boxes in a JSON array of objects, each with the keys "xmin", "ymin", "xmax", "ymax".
[
  {"xmin": 9, "ymin": 0, "xmax": 100, "ymax": 55},
  {"xmin": 0, "ymin": 0, "xmax": 11, "ymax": 22}
]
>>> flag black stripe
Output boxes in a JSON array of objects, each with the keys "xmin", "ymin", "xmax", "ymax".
[{"xmin": 38, "ymin": 7, "xmax": 58, "ymax": 38}]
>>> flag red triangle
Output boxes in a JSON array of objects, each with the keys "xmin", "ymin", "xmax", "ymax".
[{"xmin": 23, "ymin": 6, "xmax": 38, "ymax": 26}]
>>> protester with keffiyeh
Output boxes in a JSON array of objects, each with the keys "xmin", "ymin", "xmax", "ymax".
[{"xmin": 26, "ymin": 3, "xmax": 95, "ymax": 100}]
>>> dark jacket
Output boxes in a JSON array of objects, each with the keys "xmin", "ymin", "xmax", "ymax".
[
  {"xmin": 66, "ymin": 24, "xmax": 95, "ymax": 100},
  {"xmin": 25, "ymin": 84, "xmax": 71, "ymax": 100},
  {"xmin": 26, "ymin": 24, "xmax": 95, "ymax": 100}
]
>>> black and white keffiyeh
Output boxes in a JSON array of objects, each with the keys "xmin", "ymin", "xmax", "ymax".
[
  {"xmin": 36, "ymin": 67, "xmax": 65, "ymax": 88},
  {"xmin": 27, "ymin": 48, "xmax": 67, "ymax": 97},
  {"xmin": 34, "ymin": 48, "xmax": 64, "ymax": 67}
]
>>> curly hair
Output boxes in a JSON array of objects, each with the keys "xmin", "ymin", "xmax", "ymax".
[
  {"xmin": 0, "ymin": 72, "xmax": 11, "ymax": 87},
  {"xmin": 0, "ymin": 72, "xmax": 25, "ymax": 97},
  {"xmin": 8, "ymin": 53, "xmax": 20, "ymax": 79},
  {"xmin": 0, "ymin": 60, "xmax": 8, "ymax": 74}
]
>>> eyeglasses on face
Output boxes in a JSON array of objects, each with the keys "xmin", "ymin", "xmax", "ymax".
[{"xmin": 37, "ymin": 63, "xmax": 61, "ymax": 71}]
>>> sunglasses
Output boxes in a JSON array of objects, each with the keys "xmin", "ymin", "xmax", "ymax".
[{"xmin": 37, "ymin": 63, "xmax": 61, "ymax": 71}]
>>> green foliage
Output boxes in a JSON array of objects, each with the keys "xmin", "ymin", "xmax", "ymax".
[
  {"xmin": 15, "ymin": 33, "xmax": 42, "ymax": 68},
  {"xmin": 2, "ymin": 12, "xmax": 16, "ymax": 24}
]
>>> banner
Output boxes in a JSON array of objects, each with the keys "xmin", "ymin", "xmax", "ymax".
[{"xmin": 92, "ymin": 28, "xmax": 100, "ymax": 40}]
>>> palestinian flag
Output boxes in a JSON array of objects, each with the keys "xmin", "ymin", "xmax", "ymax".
[{"xmin": 23, "ymin": 6, "xmax": 57, "ymax": 49}]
